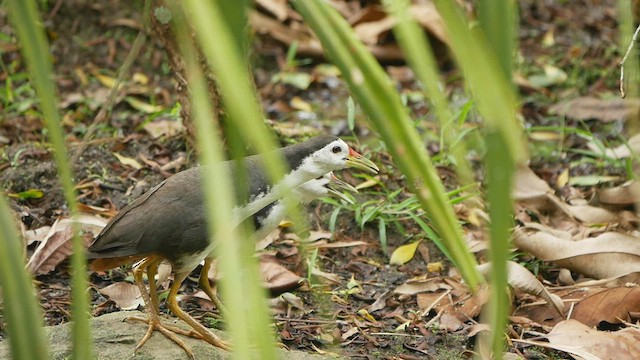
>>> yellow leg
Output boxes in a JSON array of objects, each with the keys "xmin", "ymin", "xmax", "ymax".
[
  {"xmin": 198, "ymin": 258, "xmax": 227, "ymax": 314},
  {"xmin": 125, "ymin": 256, "xmax": 198, "ymax": 359},
  {"xmin": 168, "ymin": 271, "xmax": 231, "ymax": 351}
]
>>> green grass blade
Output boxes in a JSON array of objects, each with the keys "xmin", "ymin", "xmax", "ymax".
[
  {"xmin": 0, "ymin": 194, "xmax": 49, "ymax": 359},
  {"xmin": 433, "ymin": 2, "xmax": 522, "ymax": 357},
  {"xmin": 170, "ymin": 2, "xmax": 277, "ymax": 358},
  {"xmin": 293, "ymin": 0, "xmax": 482, "ymax": 290},
  {"xmin": 434, "ymin": 0, "xmax": 525, "ymax": 163},
  {"xmin": 478, "ymin": 0, "xmax": 517, "ymax": 78},
  {"xmin": 5, "ymin": 0, "xmax": 90, "ymax": 358},
  {"xmin": 382, "ymin": 0, "xmax": 475, "ymax": 187}
]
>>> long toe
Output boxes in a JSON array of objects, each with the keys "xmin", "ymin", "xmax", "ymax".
[
  {"xmin": 197, "ymin": 330, "xmax": 231, "ymax": 351},
  {"xmin": 126, "ymin": 315, "xmax": 203, "ymax": 339},
  {"xmin": 125, "ymin": 315, "xmax": 197, "ymax": 359}
]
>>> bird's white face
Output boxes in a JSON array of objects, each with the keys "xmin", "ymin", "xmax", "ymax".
[{"xmin": 308, "ymin": 139, "xmax": 352, "ymax": 174}]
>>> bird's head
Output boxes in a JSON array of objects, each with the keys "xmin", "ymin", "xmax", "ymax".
[{"xmin": 292, "ymin": 136, "xmax": 379, "ymax": 178}]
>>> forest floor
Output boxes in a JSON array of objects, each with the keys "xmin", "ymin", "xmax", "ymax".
[{"xmin": 1, "ymin": 0, "xmax": 636, "ymax": 359}]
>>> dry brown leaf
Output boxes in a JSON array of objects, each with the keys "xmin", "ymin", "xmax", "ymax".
[
  {"xmin": 307, "ymin": 230, "xmax": 333, "ymax": 242},
  {"xmin": 565, "ymin": 204, "xmax": 617, "ymax": 224},
  {"xmin": 368, "ymin": 290, "xmax": 392, "ymax": 313},
  {"xmin": 512, "ymin": 338, "xmax": 601, "ymax": 360},
  {"xmin": 354, "ymin": 16, "xmax": 395, "ymax": 45},
  {"xmin": 438, "ymin": 313, "xmax": 463, "ymax": 332},
  {"xmin": 416, "ymin": 283, "xmax": 489, "ymax": 322},
  {"xmin": 98, "ymin": 282, "xmax": 143, "ymax": 310},
  {"xmin": 571, "ymin": 286, "xmax": 640, "ymax": 326},
  {"xmin": 477, "ymin": 261, "xmax": 564, "ymax": 315},
  {"xmin": 248, "ymin": 10, "xmax": 404, "ymax": 62},
  {"xmin": 513, "ymin": 166, "xmax": 573, "ymax": 218},
  {"xmin": 597, "ymin": 181, "xmax": 640, "ymax": 206},
  {"xmin": 394, "ymin": 276, "xmax": 447, "ymax": 295},
  {"xmin": 521, "ymin": 222, "xmax": 573, "ymax": 240},
  {"xmin": 545, "ymin": 319, "xmax": 640, "ymax": 359},
  {"xmin": 143, "ymin": 120, "xmax": 184, "ymax": 139},
  {"xmin": 410, "ymin": 3, "xmax": 449, "ymax": 44},
  {"xmin": 513, "ymin": 166, "xmax": 554, "ymax": 200},
  {"xmin": 341, "ymin": 326, "xmax": 359, "ymax": 341},
  {"xmin": 309, "ymin": 240, "xmax": 368, "ymax": 249},
  {"xmin": 279, "ymin": 292, "xmax": 305, "ymax": 310},
  {"xmin": 23, "ymin": 225, "xmax": 51, "ymax": 246},
  {"xmin": 255, "ymin": 0, "xmax": 288, "ymax": 21},
  {"xmin": 157, "ymin": 261, "xmax": 172, "ymax": 287},
  {"xmin": 255, "ymin": 228, "xmax": 281, "ymax": 251},
  {"xmin": 587, "ymin": 133, "xmax": 640, "ymax": 159},
  {"xmin": 548, "ymin": 96, "xmax": 640, "ymax": 122},
  {"xmin": 28, "ymin": 215, "xmax": 107, "ymax": 275},
  {"xmin": 260, "ymin": 259, "xmax": 303, "ymax": 293},
  {"xmin": 311, "ymin": 267, "xmax": 341, "ymax": 284},
  {"xmin": 514, "ymin": 229, "xmax": 640, "ymax": 279}
]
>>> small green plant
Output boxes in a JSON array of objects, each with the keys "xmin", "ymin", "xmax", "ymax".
[{"xmin": 322, "ymin": 182, "xmax": 478, "ymax": 257}]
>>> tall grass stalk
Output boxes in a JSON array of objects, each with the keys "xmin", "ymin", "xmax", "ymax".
[
  {"xmin": 172, "ymin": 1, "xmax": 279, "ymax": 357},
  {"xmin": 292, "ymin": 0, "xmax": 483, "ymax": 290},
  {"xmin": 434, "ymin": 1, "xmax": 524, "ymax": 357},
  {"xmin": 5, "ymin": 0, "xmax": 91, "ymax": 358},
  {"xmin": 382, "ymin": 0, "xmax": 475, "ymax": 188}
]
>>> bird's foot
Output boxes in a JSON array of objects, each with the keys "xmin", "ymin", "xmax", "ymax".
[
  {"xmin": 125, "ymin": 315, "xmax": 200, "ymax": 359},
  {"xmin": 194, "ymin": 328, "xmax": 231, "ymax": 351}
]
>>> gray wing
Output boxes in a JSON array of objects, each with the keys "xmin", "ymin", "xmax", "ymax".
[{"xmin": 87, "ymin": 167, "xmax": 208, "ymax": 259}]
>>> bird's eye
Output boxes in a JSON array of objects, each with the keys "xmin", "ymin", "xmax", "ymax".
[
  {"xmin": 316, "ymin": 176, "xmax": 323, "ymax": 180},
  {"xmin": 332, "ymin": 146, "xmax": 341, "ymax": 154}
]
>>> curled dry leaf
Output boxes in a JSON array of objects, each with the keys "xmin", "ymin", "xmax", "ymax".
[
  {"xmin": 98, "ymin": 282, "xmax": 143, "ymax": 310},
  {"xmin": 143, "ymin": 120, "xmax": 184, "ymax": 139},
  {"xmin": 368, "ymin": 290, "xmax": 392, "ymax": 313},
  {"xmin": 477, "ymin": 261, "xmax": 564, "ymax": 315},
  {"xmin": 307, "ymin": 230, "xmax": 333, "ymax": 242},
  {"xmin": 312, "ymin": 267, "xmax": 341, "ymax": 285},
  {"xmin": 597, "ymin": 180, "xmax": 640, "ymax": 206},
  {"xmin": 185, "ymin": 290, "xmax": 217, "ymax": 312},
  {"xmin": 310, "ymin": 240, "xmax": 368, "ymax": 249},
  {"xmin": 279, "ymin": 292, "xmax": 305, "ymax": 310},
  {"xmin": 23, "ymin": 225, "xmax": 51, "ymax": 246},
  {"xmin": 570, "ymin": 286, "xmax": 640, "ymax": 326},
  {"xmin": 260, "ymin": 259, "xmax": 303, "ymax": 294},
  {"xmin": 156, "ymin": 261, "xmax": 172, "ymax": 287},
  {"xmin": 587, "ymin": 133, "xmax": 640, "ymax": 159},
  {"xmin": 28, "ymin": 215, "xmax": 107, "ymax": 275},
  {"xmin": 513, "ymin": 166, "xmax": 553, "ymax": 200},
  {"xmin": 255, "ymin": 0, "xmax": 288, "ymax": 21},
  {"xmin": 513, "ymin": 166, "xmax": 572, "ymax": 217},
  {"xmin": 543, "ymin": 319, "xmax": 640, "ymax": 360},
  {"xmin": 548, "ymin": 96, "xmax": 640, "ymax": 122},
  {"xmin": 565, "ymin": 204, "xmax": 617, "ymax": 224},
  {"xmin": 514, "ymin": 229, "xmax": 640, "ymax": 279},
  {"xmin": 393, "ymin": 276, "xmax": 447, "ymax": 295},
  {"xmin": 415, "ymin": 281, "xmax": 489, "ymax": 322},
  {"xmin": 438, "ymin": 313, "xmax": 463, "ymax": 332},
  {"xmin": 255, "ymin": 228, "xmax": 281, "ymax": 251}
]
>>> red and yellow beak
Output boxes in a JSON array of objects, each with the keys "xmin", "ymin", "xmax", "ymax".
[{"xmin": 345, "ymin": 148, "xmax": 379, "ymax": 174}]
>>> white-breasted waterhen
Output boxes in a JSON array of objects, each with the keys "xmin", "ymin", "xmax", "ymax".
[
  {"xmin": 125, "ymin": 171, "xmax": 359, "ymax": 357},
  {"xmin": 87, "ymin": 135, "xmax": 378, "ymax": 357}
]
